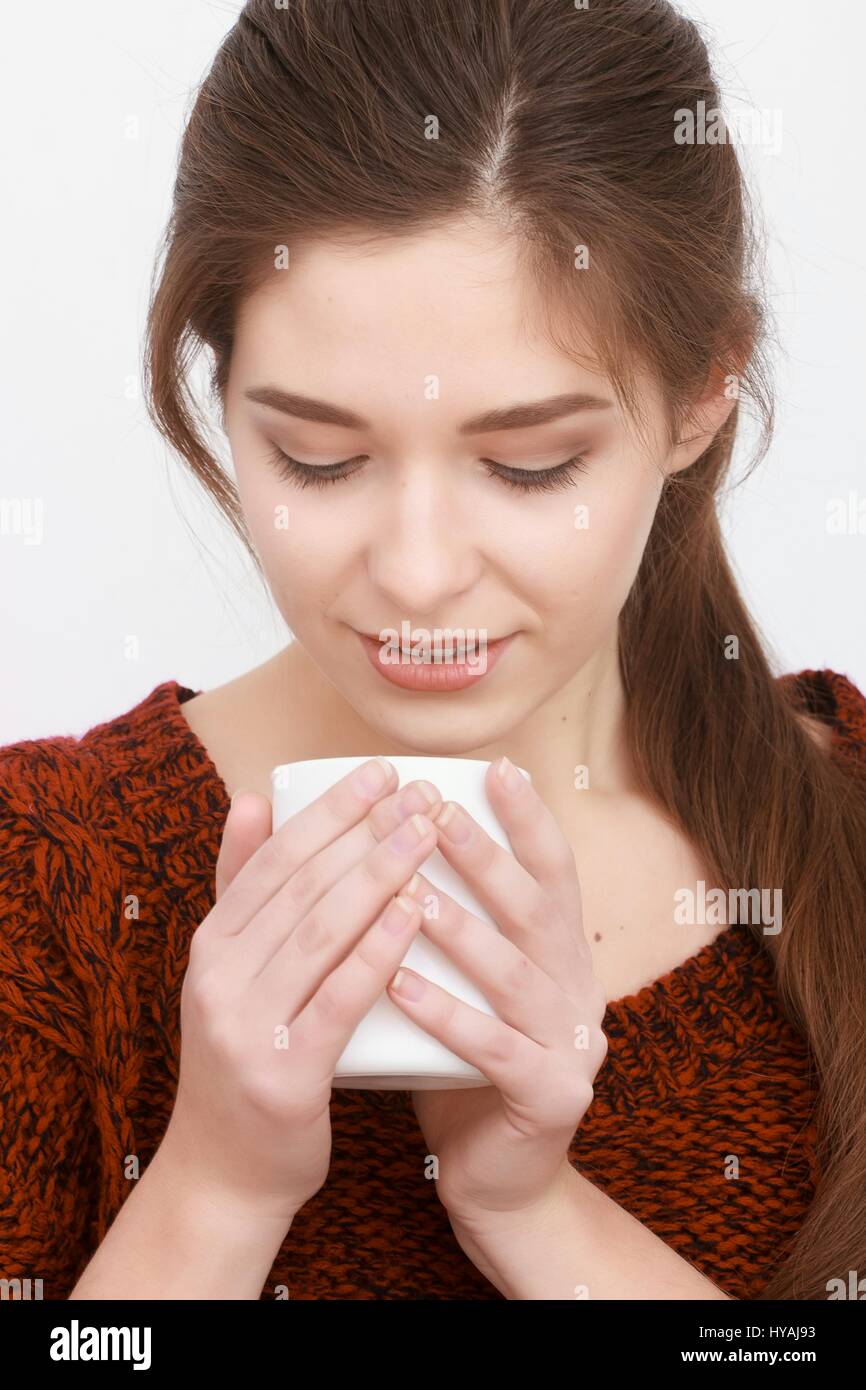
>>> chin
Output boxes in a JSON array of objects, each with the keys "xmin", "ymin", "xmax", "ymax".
[{"xmin": 351, "ymin": 692, "xmax": 525, "ymax": 757}]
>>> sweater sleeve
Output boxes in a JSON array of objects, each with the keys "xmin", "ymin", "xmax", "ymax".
[{"xmin": 0, "ymin": 747, "xmax": 101, "ymax": 1299}]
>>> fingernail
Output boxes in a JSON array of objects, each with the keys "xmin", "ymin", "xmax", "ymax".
[
  {"xmin": 495, "ymin": 755, "xmax": 524, "ymax": 793},
  {"xmin": 415, "ymin": 779, "xmax": 441, "ymax": 807},
  {"xmin": 381, "ymin": 895, "xmax": 417, "ymax": 934},
  {"xmin": 356, "ymin": 756, "xmax": 394, "ymax": 795},
  {"xmin": 393, "ymin": 813, "xmax": 432, "ymax": 851},
  {"xmin": 400, "ymin": 780, "xmax": 441, "ymax": 816},
  {"xmin": 389, "ymin": 968, "xmax": 426, "ymax": 1000},
  {"xmin": 436, "ymin": 801, "xmax": 472, "ymax": 844}
]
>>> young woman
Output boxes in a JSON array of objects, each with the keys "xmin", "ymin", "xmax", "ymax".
[{"xmin": 2, "ymin": 0, "xmax": 864, "ymax": 1303}]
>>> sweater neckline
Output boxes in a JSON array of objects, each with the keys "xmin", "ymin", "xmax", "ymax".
[{"xmin": 135, "ymin": 667, "xmax": 861, "ymax": 1102}]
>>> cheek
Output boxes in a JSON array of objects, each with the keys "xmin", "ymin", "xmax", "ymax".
[
  {"xmin": 229, "ymin": 418, "xmax": 342, "ymax": 585},
  {"xmin": 234, "ymin": 465, "xmax": 349, "ymax": 617},
  {"xmin": 260, "ymin": 521, "xmax": 345, "ymax": 618},
  {"xmin": 586, "ymin": 469, "xmax": 661, "ymax": 595},
  {"xmin": 521, "ymin": 468, "xmax": 661, "ymax": 629}
]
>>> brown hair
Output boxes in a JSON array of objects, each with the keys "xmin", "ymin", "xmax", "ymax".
[{"xmin": 143, "ymin": 0, "xmax": 866, "ymax": 1299}]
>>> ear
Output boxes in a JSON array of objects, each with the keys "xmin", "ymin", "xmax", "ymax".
[{"xmin": 665, "ymin": 360, "xmax": 742, "ymax": 478}]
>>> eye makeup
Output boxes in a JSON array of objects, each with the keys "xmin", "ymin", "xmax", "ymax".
[{"xmin": 264, "ymin": 444, "xmax": 590, "ymax": 495}]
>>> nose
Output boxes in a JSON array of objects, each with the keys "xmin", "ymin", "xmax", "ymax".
[{"xmin": 365, "ymin": 460, "xmax": 482, "ymax": 617}]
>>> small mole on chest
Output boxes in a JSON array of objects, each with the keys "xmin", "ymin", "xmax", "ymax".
[{"xmin": 593, "ymin": 926, "xmax": 625, "ymax": 942}]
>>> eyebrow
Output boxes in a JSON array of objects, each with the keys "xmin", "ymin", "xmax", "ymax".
[{"xmin": 244, "ymin": 386, "xmax": 613, "ymax": 434}]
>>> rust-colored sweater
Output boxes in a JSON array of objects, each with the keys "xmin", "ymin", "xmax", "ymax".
[{"xmin": 1, "ymin": 668, "xmax": 864, "ymax": 1300}]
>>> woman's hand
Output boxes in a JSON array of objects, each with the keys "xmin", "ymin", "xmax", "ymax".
[
  {"xmin": 385, "ymin": 755, "xmax": 608, "ymax": 1229},
  {"xmin": 159, "ymin": 759, "xmax": 444, "ymax": 1228}
]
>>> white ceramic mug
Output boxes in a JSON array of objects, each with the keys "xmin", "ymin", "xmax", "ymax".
[{"xmin": 271, "ymin": 755, "xmax": 531, "ymax": 1090}]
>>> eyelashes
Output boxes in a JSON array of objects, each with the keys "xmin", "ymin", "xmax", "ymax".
[
  {"xmin": 481, "ymin": 456, "xmax": 589, "ymax": 494},
  {"xmin": 265, "ymin": 446, "xmax": 589, "ymax": 495},
  {"xmin": 267, "ymin": 448, "xmax": 366, "ymax": 489}
]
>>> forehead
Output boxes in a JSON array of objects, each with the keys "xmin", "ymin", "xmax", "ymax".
[
  {"xmin": 229, "ymin": 219, "xmax": 664, "ymax": 442},
  {"xmin": 233, "ymin": 219, "xmax": 575, "ymax": 365}
]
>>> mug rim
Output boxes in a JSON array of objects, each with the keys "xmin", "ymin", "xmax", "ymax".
[{"xmin": 271, "ymin": 755, "xmax": 531, "ymax": 781}]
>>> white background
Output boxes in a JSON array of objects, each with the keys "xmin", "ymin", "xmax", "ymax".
[{"xmin": 1, "ymin": 0, "xmax": 863, "ymax": 743}]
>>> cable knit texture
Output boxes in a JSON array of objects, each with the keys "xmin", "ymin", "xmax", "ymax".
[{"xmin": 1, "ymin": 668, "xmax": 864, "ymax": 1299}]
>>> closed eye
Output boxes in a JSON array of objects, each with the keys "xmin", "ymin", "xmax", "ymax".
[
  {"xmin": 266, "ymin": 446, "xmax": 589, "ymax": 494},
  {"xmin": 480, "ymin": 456, "xmax": 589, "ymax": 493}
]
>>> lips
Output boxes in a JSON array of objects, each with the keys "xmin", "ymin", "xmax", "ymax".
[
  {"xmin": 356, "ymin": 629, "xmax": 516, "ymax": 693},
  {"xmin": 360, "ymin": 630, "xmax": 510, "ymax": 645}
]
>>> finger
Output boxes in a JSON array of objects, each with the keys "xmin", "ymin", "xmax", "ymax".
[
  {"xmin": 432, "ymin": 796, "xmax": 584, "ymax": 979},
  {"xmin": 289, "ymin": 888, "xmax": 424, "ymax": 1069},
  {"xmin": 210, "ymin": 775, "xmax": 444, "ymax": 953},
  {"xmin": 486, "ymin": 758, "xmax": 583, "ymax": 912},
  {"xmin": 271, "ymin": 775, "xmax": 444, "ymax": 927},
  {"xmin": 205, "ymin": 758, "xmax": 440, "ymax": 939},
  {"xmin": 215, "ymin": 790, "xmax": 273, "ymax": 900},
  {"xmin": 205, "ymin": 756, "xmax": 396, "ymax": 935},
  {"xmin": 252, "ymin": 813, "xmax": 440, "ymax": 1011},
  {"xmin": 401, "ymin": 870, "xmax": 583, "ymax": 1044},
  {"xmin": 384, "ymin": 968, "xmax": 545, "ymax": 1108}
]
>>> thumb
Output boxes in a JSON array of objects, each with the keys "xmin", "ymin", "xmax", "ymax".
[{"xmin": 215, "ymin": 789, "xmax": 273, "ymax": 900}]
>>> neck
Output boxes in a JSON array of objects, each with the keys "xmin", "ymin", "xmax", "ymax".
[{"xmin": 263, "ymin": 628, "xmax": 638, "ymax": 822}]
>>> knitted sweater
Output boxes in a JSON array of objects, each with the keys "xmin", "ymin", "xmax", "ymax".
[{"xmin": 1, "ymin": 668, "xmax": 864, "ymax": 1301}]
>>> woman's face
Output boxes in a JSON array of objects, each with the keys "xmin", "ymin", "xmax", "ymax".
[{"xmin": 224, "ymin": 218, "xmax": 728, "ymax": 754}]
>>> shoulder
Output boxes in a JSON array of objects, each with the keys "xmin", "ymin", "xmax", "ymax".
[
  {"xmin": 797, "ymin": 714, "xmax": 833, "ymax": 754},
  {"xmin": 0, "ymin": 679, "xmax": 183, "ymax": 833},
  {"xmin": 0, "ymin": 680, "xmax": 197, "ymax": 1034},
  {"xmin": 0, "ymin": 736, "xmax": 93, "ymax": 1053},
  {"xmin": 778, "ymin": 667, "xmax": 866, "ymax": 768},
  {"xmin": 0, "ymin": 677, "xmax": 224, "ymax": 962},
  {"xmin": 0, "ymin": 678, "xmax": 194, "ymax": 924}
]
